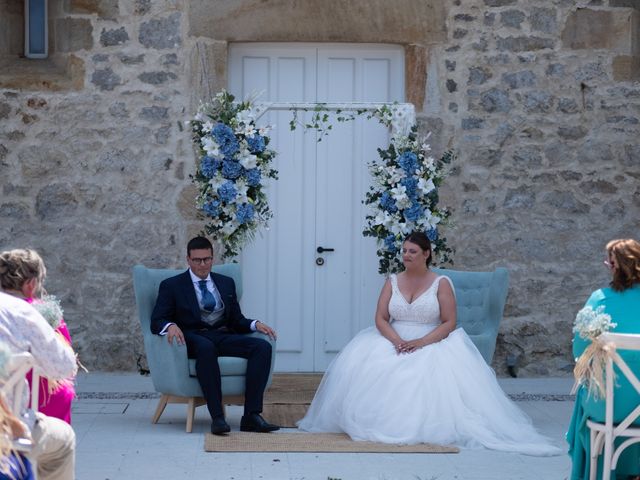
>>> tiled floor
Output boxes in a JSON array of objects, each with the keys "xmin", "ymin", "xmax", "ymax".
[{"xmin": 73, "ymin": 373, "xmax": 573, "ymax": 480}]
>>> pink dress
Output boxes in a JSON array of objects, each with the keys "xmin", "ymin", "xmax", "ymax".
[{"xmin": 25, "ymin": 298, "xmax": 76, "ymax": 424}]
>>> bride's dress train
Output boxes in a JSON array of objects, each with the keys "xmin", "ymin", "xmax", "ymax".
[{"xmin": 297, "ymin": 275, "xmax": 561, "ymax": 456}]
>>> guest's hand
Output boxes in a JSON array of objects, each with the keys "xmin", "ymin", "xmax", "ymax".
[
  {"xmin": 167, "ymin": 324, "xmax": 185, "ymax": 345},
  {"xmin": 255, "ymin": 321, "xmax": 277, "ymax": 340}
]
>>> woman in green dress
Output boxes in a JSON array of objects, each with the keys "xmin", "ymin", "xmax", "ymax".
[{"xmin": 567, "ymin": 238, "xmax": 640, "ymax": 480}]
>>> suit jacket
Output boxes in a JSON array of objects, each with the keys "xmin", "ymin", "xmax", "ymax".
[{"xmin": 150, "ymin": 270, "xmax": 253, "ymax": 335}]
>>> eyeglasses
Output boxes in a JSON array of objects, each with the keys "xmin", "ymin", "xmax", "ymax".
[
  {"xmin": 604, "ymin": 259, "xmax": 615, "ymax": 269},
  {"xmin": 190, "ymin": 256, "xmax": 213, "ymax": 265}
]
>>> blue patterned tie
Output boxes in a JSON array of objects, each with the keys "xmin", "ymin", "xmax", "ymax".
[{"xmin": 198, "ymin": 280, "xmax": 217, "ymax": 311}]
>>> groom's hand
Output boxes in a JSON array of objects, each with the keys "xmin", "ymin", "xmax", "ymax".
[
  {"xmin": 255, "ymin": 321, "xmax": 277, "ymax": 340},
  {"xmin": 167, "ymin": 324, "xmax": 185, "ymax": 345}
]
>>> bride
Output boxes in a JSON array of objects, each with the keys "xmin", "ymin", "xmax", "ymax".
[{"xmin": 298, "ymin": 231, "xmax": 560, "ymax": 455}]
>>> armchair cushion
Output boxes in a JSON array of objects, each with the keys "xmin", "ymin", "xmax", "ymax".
[{"xmin": 432, "ymin": 267, "xmax": 509, "ymax": 364}]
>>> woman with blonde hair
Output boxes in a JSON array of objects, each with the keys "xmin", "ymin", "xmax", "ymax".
[
  {"xmin": 0, "ymin": 249, "xmax": 76, "ymax": 424},
  {"xmin": 567, "ymin": 238, "xmax": 640, "ymax": 480}
]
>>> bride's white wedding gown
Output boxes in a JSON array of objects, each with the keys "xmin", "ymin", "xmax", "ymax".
[{"xmin": 297, "ymin": 274, "xmax": 561, "ymax": 456}]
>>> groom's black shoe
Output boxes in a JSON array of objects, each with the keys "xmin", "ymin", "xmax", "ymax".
[
  {"xmin": 240, "ymin": 413, "xmax": 280, "ymax": 432},
  {"xmin": 211, "ymin": 416, "xmax": 231, "ymax": 435}
]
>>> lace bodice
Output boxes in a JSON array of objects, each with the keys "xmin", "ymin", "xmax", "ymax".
[{"xmin": 388, "ymin": 274, "xmax": 450, "ymax": 325}]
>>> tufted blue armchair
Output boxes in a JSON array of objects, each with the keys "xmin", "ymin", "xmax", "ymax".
[
  {"xmin": 432, "ymin": 267, "xmax": 509, "ymax": 365},
  {"xmin": 132, "ymin": 263, "xmax": 276, "ymax": 432}
]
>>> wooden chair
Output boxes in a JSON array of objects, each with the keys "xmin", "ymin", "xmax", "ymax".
[
  {"xmin": 586, "ymin": 332, "xmax": 640, "ymax": 480},
  {"xmin": 132, "ymin": 264, "xmax": 276, "ymax": 432}
]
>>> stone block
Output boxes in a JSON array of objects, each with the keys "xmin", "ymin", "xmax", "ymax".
[
  {"xmin": 187, "ymin": 41, "xmax": 228, "ymax": 111},
  {"xmin": 0, "ymin": 202, "xmax": 30, "ymax": 220},
  {"xmin": 139, "ymin": 106, "xmax": 168, "ymax": 122},
  {"xmin": 497, "ymin": 36, "xmax": 554, "ymax": 52},
  {"xmin": 500, "ymin": 10, "xmax": 525, "ymax": 29},
  {"xmin": 139, "ymin": 13, "xmax": 182, "ymax": 49},
  {"xmin": 480, "ymin": 88, "xmax": 512, "ymax": 113},
  {"xmin": 557, "ymin": 125, "xmax": 587, "ymax": 140},
  {"xmin": 613, "ymin": 55, "xmax": 640, "ymax": 81},
  {"xmin": 503, "ymin": 187, "xmax": 535, "ymax": 209},
  {"xmin": 484, "ymin": 0, "xmax": 516, "ymax": 6},
  {"xmin": 91, "ymin": 68, "xmax": 122, "ymax": 91},
  {"xmin": 138, "ymin": 71, "xmax": 178, "ymax": 85},
  {"xmin": 405, "ymin": 44, "xmax": 427, "ymax": 110},
  {"xmin": 542, "ymin": 191, "xmax": 590, "ymax": 214},
  {"xmin": 461, "ymin": 117, "xmax": 484, "ymax": 129},
  {"xmin": 35, "ymin": 183, "xmax": 79, "ymax": 220},
  {"xmin": 562, "ymin": 8, "xmax": 639, "ymax": 55},
  {"xmin": 468, "ymin": 66, "xmax": 492, "ymax": 85},
  {"xmin": 530, "ymin": 7, "xmax": 557, "ymax": 34},
  {"xmin": 502, "ymin": 70, "xmax": 536, "ymax": 89},
  {"xmin": 134, "ymin": 0, "xmax": 150, "ymax": 15},
  {"xmin": 100, "ymin": 27, "xmax": 130, "ymax": 47},
  {"xmin": 610, "ymin": 0, "xmax": 640, "ymax": 9},
  {"xmin": 446, "ymin": 79, "xmax": 457, "ymax": 92},
  {"xmin": 0, "ymin": 102, "xmax": 11, "ymax": 119},
  {"xmin": 55, "ymin": 18, "xmax": 93, "ymax": 52},
  {"xmin": 66, "ymin": 0, "xmax": 119, "ymax": 18},
  {"xmin": 580, "ymin": 179, "xmax": 617, "ymax": 195},
  {"xmin": 522, "ymin": 91, "xmax": 554, "ymax": 113},
  {"xmin": 513, "ymin": 146, "xmax": 543, "ymax": 167}
]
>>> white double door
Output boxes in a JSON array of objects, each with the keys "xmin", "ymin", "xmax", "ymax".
[{"xmin": 228, "ymin": 43, "xmax": 404, "ymax": 371}]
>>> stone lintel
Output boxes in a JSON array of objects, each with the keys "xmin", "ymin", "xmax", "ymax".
[
  {"xmin": 562, "ymin": 8, "xmax": 639, "ymax": 55},
  {"xmin": 188, "ymin": 0, "xmax": 447, "ymax": 45}
]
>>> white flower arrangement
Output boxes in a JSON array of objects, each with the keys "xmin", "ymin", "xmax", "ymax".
[
  {"xmin": 363, "ymin": 109, "xmax": 453, "ymax": 274},
  {"xmin": 31, "ymin": 295, "xmax": 64, "ymax": 330},
  {"xmin": 190, "ymin": 90, "xmax": 278, "ymax": 259},
  {"xmin": 573, "ymin": 305, "xmax": 617, "ymax": 340},
  {"xmin": 572, "ymin": 305, "xmax": 618, "ymax": 399}
]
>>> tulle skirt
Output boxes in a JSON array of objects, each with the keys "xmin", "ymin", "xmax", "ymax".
[{"xmin": 297, "ymin": 322, "xmax": 561, "ymax": 456}]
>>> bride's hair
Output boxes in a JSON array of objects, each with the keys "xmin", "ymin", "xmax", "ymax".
[
  {"xmin": 606, "ymin": 239, "xmax": 640, "ymax": 292},
  {"xmin": 403, "ymin": 232, "xmax": 432, "ymax": 267},
  {"xmin": 0, "ymin": 248, "xmax": 47, "ymax": 294}
]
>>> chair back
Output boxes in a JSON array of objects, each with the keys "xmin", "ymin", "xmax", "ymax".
[
  {"xmin": 0, "ymin": 352, "xmax": 40, "ymax": 416},
  {"xmin": 432, "ymin": 267, "xmax": 509, "ymax": 364},
  {"xmin": 600, "ymin": 333, "xmax": 640, "ymax": 432}
]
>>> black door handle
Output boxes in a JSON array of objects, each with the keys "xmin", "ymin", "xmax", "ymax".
[{"xmin": 316, "ymin": 246, "xmax": 335, "ymax": 254}]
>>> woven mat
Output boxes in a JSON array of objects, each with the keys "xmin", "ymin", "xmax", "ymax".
[
  {"xmin": 260, "ymin": 373, "xmax": 322, "ymax": 428},
  {"xmin": 204, "ymin": 432, "xmax": 459, "ymax": 453}
]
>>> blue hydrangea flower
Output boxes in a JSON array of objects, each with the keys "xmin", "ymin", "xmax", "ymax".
[
  {"xmin": 247, "ymin": 135, "xmax": 266, "ymax": 154},
  {"xmin": 236, "ymin": 203, "xmax": 255, "ymax": 224},
  {"xmin": 404, "ymin": 203, "xmax": 423, "ymax": 222},
  {"xmin": 218, "ymin": 181, "xmax": 237, "ymax": 203},
  {"xmin": 379, "ymin": 191, "xmax": 398, "ymax": 213},
  {"xmin": 426, "ymin": 227, "xmax": 438, "ymax": 242},
  {"xmin": 222, "ymin": 160, "xmax": 243, "ymax": 179},
  {"xmin": 401, "ymin": 177, "xmax": 418, "ymax": 199},
  {"xmin": 245, "ymin": 168, "xmax": 262, "ymax": 187},
  {"xmin": 200, "ymin": 156, "xmax": 220, "ymax": 178},
  {"xmin": 384, "ymin": 234, "xmax": 398, "ymax": 253},
  {"xmin": 212, "ymin": 123, "xmax": 239, "ymax": 157},
  {"xmin": 398, "ymin": 151, "xmax": 418, "ymax": 174},
  {"xmin": 203, "ymin": 199, "xmax": 221, "ymax": 217}
]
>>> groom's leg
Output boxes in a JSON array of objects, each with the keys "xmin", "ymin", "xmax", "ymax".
[
  {"xmin": 216, "ymin": 334, "xmax": 272, "ymax": 415},
  {"xmin": 185, "ymin": 331, "xmax": 224, "ymax": 419}
]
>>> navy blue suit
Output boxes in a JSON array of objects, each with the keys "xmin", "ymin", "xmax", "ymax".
[{"xmin": 150, "ymin": 270, "xmax": 272, "ymax": 419}]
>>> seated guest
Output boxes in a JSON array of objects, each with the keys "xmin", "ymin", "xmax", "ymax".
[
  {"xmin": 0, "ymin": 291, "xmax": 77, "ymax": 480},
  {"xmin": 567, "ymin": 238, "xmax": 640, "ymax": 480},
  {"xmin": 0, "ymin": 249, "xmax": 75, "ymax": 424},
  {"xmin": 0, "ymin": 396, "xmax": 34, "ymax": 480},
  {"xmin": 151, "ymin": 236, "xmax": 279, "ymax": 434}
]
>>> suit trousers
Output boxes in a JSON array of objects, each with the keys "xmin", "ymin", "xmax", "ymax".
[{"xmin": 184, "ymin": 329, "xmax": 272, "ymax": 419}]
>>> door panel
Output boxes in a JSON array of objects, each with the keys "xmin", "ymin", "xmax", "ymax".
[{"xmin": 229, "ymin": 43, "xmax": 404, "ymax": 371}]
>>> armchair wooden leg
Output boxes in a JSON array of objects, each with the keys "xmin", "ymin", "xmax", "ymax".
[
  {"xmin": 152, "ymin": 394, "xmax": 169, "ymax": 424},
  {"xmin": 186, "ymin": 398, "xmax": 197, "ymax": 433}
]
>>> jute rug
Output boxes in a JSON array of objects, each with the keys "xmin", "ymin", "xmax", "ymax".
[
  {"xmin": 261, "ymin": 373, "xmax": 322, "ymax": 428},
  {"xmin": 204, "ymin": 432, "xmax": 459, "ymax": 453}
]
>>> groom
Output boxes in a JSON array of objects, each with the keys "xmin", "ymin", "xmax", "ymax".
[{"xmin": 150, "ymin": 236, "xmax": 279, "ymax": 434}]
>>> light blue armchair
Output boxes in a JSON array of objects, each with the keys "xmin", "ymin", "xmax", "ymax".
[
  {"xmin": 432, "ymin": 267, "xmax": 509, "ymax": 365},
  {"xmin": 132, "ymin": 264, "xmax": 276, "ymax": 432}
]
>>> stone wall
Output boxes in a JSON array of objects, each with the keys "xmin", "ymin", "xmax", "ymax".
[{"xmin": 0, "ymin": 0, "xmax": 638, "ymax": 374}]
